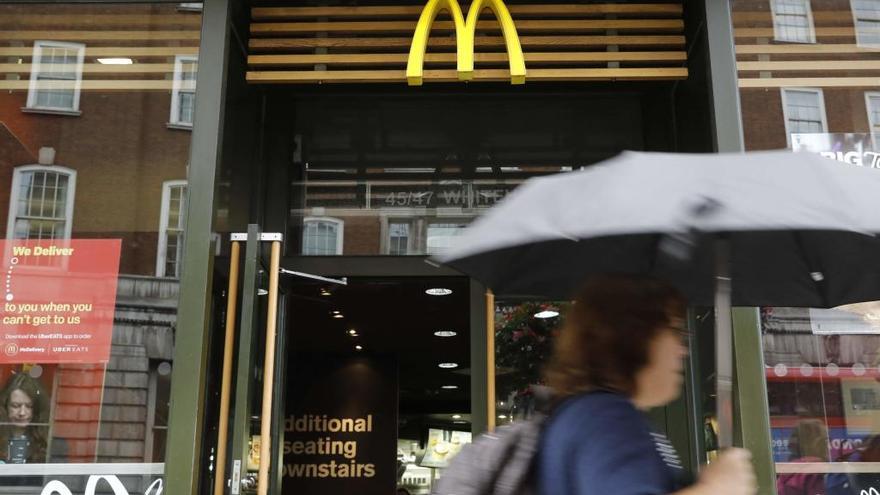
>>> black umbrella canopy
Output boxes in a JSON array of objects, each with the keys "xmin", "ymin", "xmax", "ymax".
[{"xmin": 445, "ymin": 230, "xmax": 880, "ymax": 307}]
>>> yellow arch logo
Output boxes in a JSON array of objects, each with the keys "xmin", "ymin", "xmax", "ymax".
[{"xmin": 407, "ymin": 0, "xmax": 526, "ymax": 86}]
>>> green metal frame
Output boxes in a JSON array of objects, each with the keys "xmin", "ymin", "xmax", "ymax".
[
  {"xmin": 733, "ymin": 308, "xmax": 776, "ymax": 494},
  {"xmin": 469, "ymin": 280, "xmax": 489, "ymax": 435},
  {"xmin": 164, "ymin": 0, "xmax": 233, "ymax": 492}
]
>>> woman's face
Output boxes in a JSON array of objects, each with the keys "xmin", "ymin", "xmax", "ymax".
[
  {"xmin": 633, "ymin": 318, "xmax": 688, "ymax": 409},
  {"xmin": 7, "ymin": 389, "xmax": 33, "ymax": 427}
]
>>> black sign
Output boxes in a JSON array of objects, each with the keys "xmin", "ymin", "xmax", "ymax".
[{"xmin": 283, "ymin": 353, "xmax": 398, "ymax": 494}]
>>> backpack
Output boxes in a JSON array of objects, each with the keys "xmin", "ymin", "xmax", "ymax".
[{"xmin": 431, "ymin": 412, "xmax": 547, "ymax": 495}]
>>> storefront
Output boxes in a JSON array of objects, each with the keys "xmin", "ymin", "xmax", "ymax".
[{"xmin": 1, "ymin": 0, "xmax": 877, "ymax": 494}]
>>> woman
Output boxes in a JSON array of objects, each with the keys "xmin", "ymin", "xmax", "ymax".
[
  {"xmin": 776, "ymin": 419, "xmax": 829, "ymax": 495},
  {"xmin": 538, "ymin": 274, "xmax": 756, "ymax": 495},
  {"xmin": 0, "ymin": 373, "xmax": 48, "ymax": 464}
]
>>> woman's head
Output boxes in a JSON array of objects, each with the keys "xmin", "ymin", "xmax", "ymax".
[
  {"xmin": 0, "ymin": 373, "xmax": 45, "ymax": 430},
  {"xmin": 544, "ymin": 274, "xmax": 687, "ymax": 409}
]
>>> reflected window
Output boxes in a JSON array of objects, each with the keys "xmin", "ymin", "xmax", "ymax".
[
  {"xmin": 388, "ymin": 221, "xmax": 411, "ymax": 255},
  {"xmin": 302, "ymin": 217, "xmax": 343, "ymax": 255},
  {"xmin": 866, "ymin": 92, "xmax": 880, "ymax": 148},
  {"xmin": 26, "ymin": 41, "xmax": 85, "ymax": 113},
  {"xmin": 781, "ymin": 88, "xmax": 827, "ymax": 144},
  {"xmin": 853, "ymin": 0, "xmax": 880, "ymax": 46},
  {"xmin": 426, "ymin": 222, "xmax": 466, "ymax": 256},
  {"xmin": 170, "ymin": 55, "xmax": 198, "ymax": 128},
  {"xmin": 157, "ymin": 180, "xmax": 187, "ymax": 278},
  {"xmin": 772, "ymin": 0, "xmax": 815, "ymax": 43},
  {"xmin": 7, "ymin": 166, "xmax": 76, "ymax": 240}
]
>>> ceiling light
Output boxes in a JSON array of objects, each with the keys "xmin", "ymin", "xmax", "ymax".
[
  {"xmin": 257, "ymin": 289, "xmax": 269, "ymax": 296},
  {"xmin": 348, "ymin": 329, "xmax": 358, "ymax": 336},
  {"xmin": 320, "ymin": 288, "xmax": 332, "ymax": 296},
  {"xmin": 452, "ymin": 414, "xmax": 461, "ymax": 419},
  {"xmin": 332, "ymin": 314, "xmax": 344, "ymax": 319},
  {"xmin": 534, "ymin": 310, "xmax": 559, "ymax": 319},
  {"xmin": 453, "ymin": 420, "xmax": 467, "ymax": 424},
  {"xmin": 97, "ymin": 57, "xmax": 133, "ymax": 65},
  {"xmin": 433, "ymin": 331, "xmax": 457, "ymax": 337},
  {"xmin": 355, "ymin": 345, "xmax": 363, "ymax": 351},
  {"xmin": 438, "ymin": 362, "xmax": 458, "ymax": 369},
  {"xmin": 441, "ymin": 385, "xmax": 458, "ymax": 390},
  {"xmin": 426, "ymin": 288, "xmax": 453, "ymax": 296},
  {"xmin": 498, "ymin": 415, "xmax": 507, "ymax": 419}
]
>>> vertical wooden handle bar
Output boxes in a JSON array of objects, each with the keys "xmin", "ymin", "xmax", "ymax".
[
  {"xmin": 258, "ymin": 241, "xmax": 282, "ymax": 495},
  {"xmin": 214, "ymin": 241, "xmax": 241, "ymax": 495},
  {"xmin": 486, "ymin": 290, "xmax": 496, "ymax": 432}
]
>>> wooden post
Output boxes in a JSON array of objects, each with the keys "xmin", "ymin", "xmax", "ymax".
[
  {"xmin": 257, "ymin": 241, "xmax": 282, "ymax": 495},
  {"xmin": 214, "ymin": 241, "xmax": 241, "ymax": 495}
]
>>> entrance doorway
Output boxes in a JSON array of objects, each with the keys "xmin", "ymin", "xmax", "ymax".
[{"xmin": 282, "ymin": 276, "xmax": 471, "ymax": 495}]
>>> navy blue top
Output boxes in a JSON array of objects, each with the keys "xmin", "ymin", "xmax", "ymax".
[{"xmin": 537, "ymin": 392, "xmax": 687, "ymax": 495}]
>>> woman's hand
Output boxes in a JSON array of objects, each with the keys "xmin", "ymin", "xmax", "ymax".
[{"xmin": 680, "ymin": 448, "xmax": 757, "ymax": 495}]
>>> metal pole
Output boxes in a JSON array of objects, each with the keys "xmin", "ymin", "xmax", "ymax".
[
  {"xmin": 486, "ymin": 290, "xmax": 496, "ymax": 431},
  {"xmin": 214, "ymin": 241, "xmax": 241, "ymax": 495},
  {"xmin": 257, "ymin": 241, "xmax": 282, "ymax": 495},
  {"xmin": 714, "ymin": 238, "xmax": 734, "ymax": 448}
]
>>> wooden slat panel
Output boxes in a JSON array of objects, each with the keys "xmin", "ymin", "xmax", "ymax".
[
  {"xmin": 735, "ymin": 44, "xmax": 880, "ymax": 54},
  {"xmin": 246, "ymin": 67, "xmax": 687, "ymax": 83},
  {"xmin": 739, "ymin": 77, "xmax": 880, "ymax": 88},
  {"xmin": 251, "ymin": 4, "xmax": 683, "ymax": 20},
  {"xmin": 250, "ymin": 19, "xmax": 684, "ymax": 35},
  {"xmin": 0, "ymin": 14, "xmax": 201, "ymax": 29},
  {"xmin": 733, "ymin": 11, "xmax": 856, "ymax": 24},
  {"xmin": 0, "ymin": 80, "xmax": 181, "ymax": 90},
  {"xmin": 734, "ymin": 27, "xmax": 863, "ymax": 38},
  {"xmin": 0, "ymin": 30, "xmax": 200, "ymax": 41},
  {"xmin": 248, "ymin": 51, "xmax": 687, "ymax": 67},
  {"xmin": 738, "ymin": 60, "xmax": 880, "ymax": 71},
  {"xmin": 0, "ymin": 63, "xmax": 177, "ymax": 74},
  {"xmin": 249, "ymin": 35, "xmax": 686, "ymax": 51},
  {"xmin": 0, "ymin": 47, "xmax": 199, "ymax": 57}
]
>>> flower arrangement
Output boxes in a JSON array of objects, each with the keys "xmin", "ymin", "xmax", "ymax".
[{"xmin": 494, "ymin": 302, "xmax": 566, "ymax": 400}]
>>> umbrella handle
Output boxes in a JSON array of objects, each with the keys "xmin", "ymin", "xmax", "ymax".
[{"xmin": 714, "ymin": 238, "xmax": 735, "ymax": 449}]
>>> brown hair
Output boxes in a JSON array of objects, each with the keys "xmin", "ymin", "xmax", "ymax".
[{"xmin": 544, "ymin": 274, "xmax": 686, "ymax": 398}]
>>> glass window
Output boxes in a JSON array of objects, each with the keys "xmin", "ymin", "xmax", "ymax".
[
  {"xmin": 7, "ymin": 166, "xmax": 76, "ymax": 241},
  {"xmin": 170, "ymin": 56, "xmax": 198, "ymax": 128},
  {"xmin": 26, "ymin": 41, "xmax": 85, "ymax": 113},
  {"xmin": 0, "ymin": 3, "xmax": 200, "ymax": 490},
  {"xmin": 387, "ymin": 221, "xmax": 411, "ymax": 256},
  {"xmin": 772, "ymin": 0, "xmax": 816, "ymax": 43},
  {"xmin": 157, "ymin": 181, "xmax": 187, "ymax": 278},
  {"xmin": 426, "ymin": 222, "xmax": 467, "ymax": 256},
  {"xmin": 866, "ymin": 92, "xmax": 880, "ymax": 148},
  {"xmin": 302, "ymin": 217, "xmax": 344, "ymax": 255},
  {"xmin": 853, "ymin": 0, "xmax": 880, "ymax": 46},
  {"xmin": 782, "ymin": 88, "xmax": 827, "ymax": 144}
]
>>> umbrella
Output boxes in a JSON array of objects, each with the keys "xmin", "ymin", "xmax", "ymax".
[{"xmin": 437, "ymin": 149, "xmax": 880, "ymax": 448}]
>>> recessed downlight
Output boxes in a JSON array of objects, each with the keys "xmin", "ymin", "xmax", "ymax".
[
  {"xmin": 355, "ymin": 345, "xmax": 363, "ymax": 351},
  {"xmin": 441, "ymin": 385, "xmax": 458, "ymax": 390},
  {"xmin": 452, "ymin": 414, "xmax": 461, "ymax": 419},
  {"xmin": 348, "ymin": 329, "xmax": 358, "ymax": 336},
  {"xmin": 433, "ymin": 330, "xmax": 457, "ymax": 337},
  {"xmin": 426, "ymin": 288, "xmax": 453, "ymax": 296},
  {"xmin": 534, "ymin": 310, "xmax": 559, "ymax": 319},
  {"xmin": 320, "ymin": 289, "xmax": 332, "ymax": 296},
  {"xmin": 498, "ymin": 415, "xmax": 508, "ymax": 419},
  {"xmin": 438, "ymin": 362, "xmax": 459, "ymax": 369},
  {"xmin": 332, "ymin": 314, "xmax": 344, "ymax": 319}
]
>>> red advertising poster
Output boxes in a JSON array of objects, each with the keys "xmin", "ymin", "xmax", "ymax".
[{"xmin": 0, "ymin": 239, "xmax": 122, "ymax": 364}]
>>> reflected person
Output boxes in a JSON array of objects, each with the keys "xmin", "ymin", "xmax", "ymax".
[
  {"xmin": 0, "ymin": 373, "xmax": 47, "ymax": 464},
  {"xmin": 776, "ymin": 419, "xmax": 829, "ymax": 495}
]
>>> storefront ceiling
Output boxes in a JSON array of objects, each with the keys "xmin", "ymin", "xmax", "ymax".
[{"xmin": 286, "ymin": 276, "xmax": 471, "ymax": 413}]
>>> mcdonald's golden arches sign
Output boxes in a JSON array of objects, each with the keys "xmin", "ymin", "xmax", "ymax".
[{"xmin": 247, "ymin": 3, "xmax": 688, "ymax": 85}]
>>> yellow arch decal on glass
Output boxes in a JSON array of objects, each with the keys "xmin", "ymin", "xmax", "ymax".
[{"xmin": 406, "ymin": 0, "xmax": 527, "ymax": 86}]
